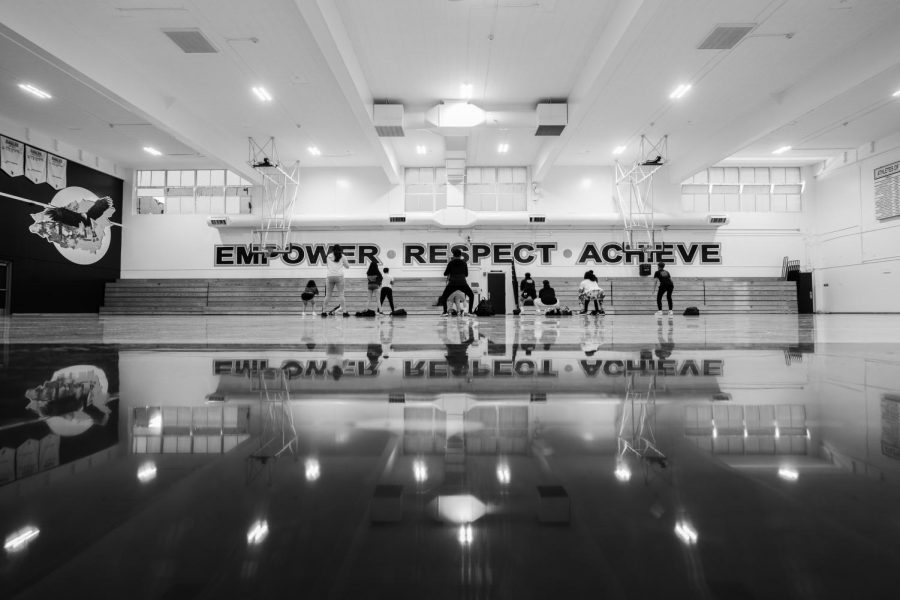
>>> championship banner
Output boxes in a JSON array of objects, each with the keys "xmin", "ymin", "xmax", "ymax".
[
  {"xmin": 47, "ymin": 154, "xmax": 67, "ymax": 190},
  {"xmin": 1, "ymin": 136, "xmax": 25, "ymax": 178},
  {"xmin": 25, "ymin": 146, "xmax": 47, "ymax": 184}
]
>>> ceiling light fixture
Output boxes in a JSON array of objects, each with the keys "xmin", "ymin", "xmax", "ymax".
[
  {"xmin": 307, "ymin": 146, "xmax": 321, "ymax": 156},
  {"xmin": 893, "ymin": 89, "xmax": 900, "ymax": 97},
  {"xmin": 460, "ymin": 83, "xmax": 473, "ymax": 99},
  {"xmin": 143, "ymin": 146, "xmax": 163, "ymax": 156},
  {"xmin": 497, "ymin": 143, "xmax": 509, "ymax": 153},
  {"xmin": 416, "ymin": 145, "xmax": 427, "ymax": 155},
  {"xmin": 18, "ymin": 83, "xmax": 52, "ymax": 99},
  {"xmin": 669, "ymin": 83, "xmax": 692, "ymax": 99},
  {"xmin": 251, "ymin": 86, "xmax": 272, "ymax": 102},
  {"xmin": 772, "ymin": 145, "xmax": 792, "ymax": 154},
  {"xmin": 426, "ymin": 101, "xmax": 486, "ymax": 128},
  {"xmin": 613, "ymin": 145, "xmax": 626, "ymax": 155}
]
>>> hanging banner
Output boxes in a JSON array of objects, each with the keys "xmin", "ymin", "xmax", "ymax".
[
  {"xmin": 1, "ymin": 136, "xmax": 25, "ymax": 178},
  {"xmin": 47, "ymin": 154, "xmax": 67, "ymax": 190},
  {"xmin": 25, "ymin": 146, "xmax": 47, "ymax": 184}
]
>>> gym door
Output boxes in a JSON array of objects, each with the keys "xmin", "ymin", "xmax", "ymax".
[
  {"xmin": 487, "ymin": 271, "xmax": 506, "ymax": 314},
  {"xmin": 0, "ymin": 260, "xmax": 10, "ymax": 314}
]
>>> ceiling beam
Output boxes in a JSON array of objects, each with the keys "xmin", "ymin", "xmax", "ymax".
[
  {"xmin": 531, "ymin": 0, "xmax": 665, "ymax": 182},
  {"xmin": 666, "ymin": 18, "xmax": 900, "ymax": 183},
  {"xmin": 292, "ymin": 0, "xmax": 400, "ymax": 185}
]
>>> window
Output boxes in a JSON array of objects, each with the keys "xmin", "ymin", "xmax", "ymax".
[
  {"xmin": 681, "ymin": 167, "xmax": 803, "ymax": 213},
  {"xmin": 404, "ymin": 168, "xmax": 447, "ymax": 212},
  {"xmin": 135, "ymin": 169, "xmax": 254, "ymax": 215},
  {"xmin": 465, "ymin": 167, "xmax": 527, "ymax": 211}
]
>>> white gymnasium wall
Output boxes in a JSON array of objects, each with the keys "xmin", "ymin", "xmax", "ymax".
[
  {"xmin": 120, "ymin": 164, "xmax": 808, "ymax": 280},
  {"xmin": 811, "ymin": 133, "xmax": 900, "ymax": 313}
]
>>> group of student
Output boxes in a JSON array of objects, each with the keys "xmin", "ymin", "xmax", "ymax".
[
  {"xmin": 301, "ymin": 245, "xmax": 677, "ymax": 317},
  {"xmin": 300, "ymin": 245, "xmax": 396, "ymax": 316},
  {"xmin": 519, "ymin": 262, "xmax": 675, "ymax": 316}
]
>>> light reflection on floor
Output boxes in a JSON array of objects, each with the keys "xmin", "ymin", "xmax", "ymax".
[{"xmin": 1, "ymin": 314, "xmax": 900, "ymax": 599}]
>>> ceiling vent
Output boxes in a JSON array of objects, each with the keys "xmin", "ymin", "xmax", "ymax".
[
  {"xmin": 697, "ymin": 24, "xmax": 755, "ymax": 50},
  {"xmin": 707, "ymin": 215, "xmax": 729, "ymax": 225},
  {"xmin": 389, "ymin": 215, "xmax": 406, "ymax": 223},
  {"xmin": 162, "ymin": 28, "xmax": 218, "ymax": 54},
  {"xmin": 529, "ymin": 215, "xmax": 546, "ymax": 223},
  {"xmin": 207, "ymin": 216, "xmax": 229, "ymax": 227},
  {"xmin": 205, "ymin": 394, "xmax": 225, "ymax": 403},
  {"xmin": 373, "ymin": 104, "xmax": 405, "ymax": 137},
  {"xmin": 388, "ymin": 393, "xmax": 406, "ymax": 403},
  {"xmin": 535, "ymin": 103, "xmax": 567, "ymax": 136},
  {"xmin": 711, "ymin": 393, "xmax": 733, "ymax": 402}
]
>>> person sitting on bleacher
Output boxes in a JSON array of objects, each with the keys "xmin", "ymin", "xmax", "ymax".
[{"xmin": 536, "ymin": 280, "xmax": 558, "ymax": 314}]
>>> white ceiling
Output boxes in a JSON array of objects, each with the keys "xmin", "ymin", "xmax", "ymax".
[{"xmin": 0, "ymin": 0, "xmax": 898, "ymax": 183}]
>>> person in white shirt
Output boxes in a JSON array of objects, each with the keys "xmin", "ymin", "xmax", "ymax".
[
  {"xmin": 323, "ymin": 245, "xmax": 350, "ymax": 317},
  {"xmin": 578, "ymin": 270, "xmax": 605, "ymax": 315},
  {"xmin": 378, "ymin": 267, "xmax": 395, "ymax": 314}
]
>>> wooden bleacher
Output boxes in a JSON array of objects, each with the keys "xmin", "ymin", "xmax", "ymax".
[{"xmin": 101, "ymin": 277, "xmax": 797, "ymax": 315}]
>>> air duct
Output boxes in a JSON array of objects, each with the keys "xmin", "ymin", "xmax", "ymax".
[
  {"xmin": 373, "ymin": 104, "xmax": 405, "ymax": 137},
  {"xmin": 535, "ymin": 103, "xmax": 567, "ymax": 136}
]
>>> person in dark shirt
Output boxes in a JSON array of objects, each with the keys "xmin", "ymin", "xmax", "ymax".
[
  {"xmin": 537, "ymin": 280, "xmax": 558, "ymax": 313},
  {"xmin": 653, "ymin": 262, "xmax": 674, "ymax": 316},
  {"xmin": 437, "ymin": 247, "xmax": 475, "ymax": 315},
  {"xmin": 520, "ymin": 272, "xmax": 537, "ymax": 305}
]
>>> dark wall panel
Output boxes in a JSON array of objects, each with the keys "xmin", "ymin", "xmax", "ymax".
[{"xmin": 0, "ymin": 139, "xmax": 123, "ymax": 313}]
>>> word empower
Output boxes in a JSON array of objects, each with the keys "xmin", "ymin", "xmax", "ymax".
[{"xmin": 214, "ymin": 241, "xmax": 722, "ymax": 266}]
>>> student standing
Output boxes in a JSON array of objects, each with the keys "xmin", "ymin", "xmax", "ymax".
[
  {"xmin": 379, "ymin": 267, "xmax": 395, "ymax": 314},
  {"xmin": 438, "ymin": 247, "xmax": 475, "ymax": 315},
  {"xmin": 653, "ymin": 262, "xmax": 674, "ymax": 316},
  {"xmin": 322, "ymin": 245, "xmax": 350, "ymax": 317},
  {"xmin": 364, "ymin": 258, "xmax": 382, "ymax": 312}
]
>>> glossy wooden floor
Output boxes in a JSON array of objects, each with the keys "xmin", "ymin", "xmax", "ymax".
[{"xmin": 1, "ymin": 312, "xmax": 898, "ymax": 346}]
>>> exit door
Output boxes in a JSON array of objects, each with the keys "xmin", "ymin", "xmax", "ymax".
[
  {"xmin": 487, "ymin": 271, "xmax": 506, "ymax": 314},
  {"xmin": 0, "ymin": 260, "xmax": 10, "ymax": 315}
]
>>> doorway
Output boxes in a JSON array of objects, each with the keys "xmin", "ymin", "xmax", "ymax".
[
  {"xmin": 487, "ymin": 271, "xmax": 506, "ymax": 314},
  {"xmin": 0, "ymin": 260, "xmax": 9, "ymax": 315}
]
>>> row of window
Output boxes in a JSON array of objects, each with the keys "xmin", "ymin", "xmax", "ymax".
[
  {"xmin": 134, "ymin": 166, "xmax": 804, "ymax": 215},
  {"xmin": 404, "ymin": 167, "xmax": 529, "ymax": 212},
  {"xmin": 680, "ymin": 167, "xmax": 804, "ymax": 213},
  {"xmin": 135, "ymin": 169, "xmax": 253, "ymax": 214}
]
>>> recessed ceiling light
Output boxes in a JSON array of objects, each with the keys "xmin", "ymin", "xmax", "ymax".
[
  {"xmin": 460, "ymin": 83, "xmax": 473, "ymax": 99},
  {"xmin": 143, "ymin": 146, "xmax": 163, "ymax": 156},
  {"xmin": 612, "ymin": 145, "xmax": 626, "ymax": 155},
  {"xmin": 336, "ymin": 179, "xmax": 349, "ymax": 188},
  {"xmin": 307, "ymin": 146, "xmax": 321, "ymax": 156},
  {"xmin": 18, "ymin": 83, "xmax": 52, "ymax": 99},
  {"xmin": 416, "ymin": 145, "xmax": 427, "ymax": 155},
  {"xmin": 893, "ymin": 89, "xmax": 900, "ymax": 97},
  {"xmin": 669, "ymin": 83, "xmax": 692, "ymax": 99},
  {"xmin": 772, "ymin": 145, "xmax": 792, "ymax": 154},
  {"xmin": 497, "ymin": 143, "xmax": 509, "ymax": 153},
  {"xmin": 251, "ymin": 86, "xmax": 272, "ymax": 102}
]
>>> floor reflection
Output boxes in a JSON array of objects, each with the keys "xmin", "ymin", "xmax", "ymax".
[{"xmin": 2, "ymin": 315, "xmax": 900, "ymax": 598}]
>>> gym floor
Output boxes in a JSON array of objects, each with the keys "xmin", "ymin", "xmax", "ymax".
[{"xmin": 1, "ymin": 313, "xmax": 899, "ymax": 599}]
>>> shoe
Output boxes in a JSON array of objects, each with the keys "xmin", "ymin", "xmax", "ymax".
[
  {"xmin": 342, "ymin": 312, "xmax": 350, "ymax": 318},
  {"xmin": 668, "ymin": 310, "xmax": 674, "ymax": 316},
  {"xmin": 441, "ymin": 312, "xmax": 449, "ymax": 318},
  {"xmin": 579, "ymin": 310, "xmax": 588, "ymax": 315},
  {"xmin": 654, "ymin": 310, "xmax": 663, "ymax": 316},
  {"xmin": 321, "ymin": 312, "xmax": 328, "ymax": 317}
]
